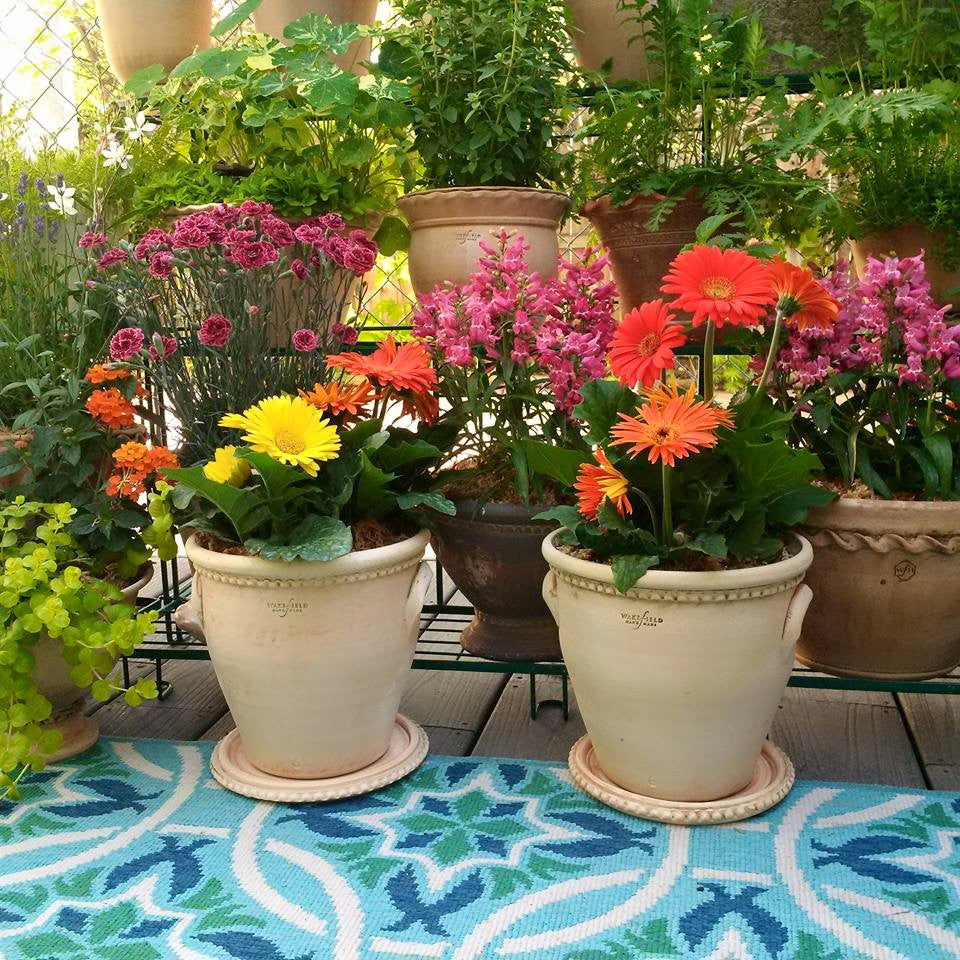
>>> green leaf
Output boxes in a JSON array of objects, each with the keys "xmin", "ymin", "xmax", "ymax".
[
  {"xmin": 211, "ymin": 0, "xmax": 263, "ymax": 37},
  {"xmin": 922, "ymin": 433, "xmax": 953, "ymax": 498},
  {"xmin": 246, "ymin": 515, "xmax": 352, "ymax": 562},
  {"xmin": 907, "ymin": 445, "xmax": 941, "ymax": 499},
  {"xmin": 373, "ymin": 216, "xmax": 410, "ymax": 256},
  {"xmin": 695, "ymin": 212, "xmax": 736, "ymax": 243},
  {"xmin": 612, "ymin": 555, "xmax": 659, "ymax": 594},
  {"xmin": 522, "ymin": 440, "xmax": 589, "ymax": 487},
  {"xmin": 575, "ymin": 379, "xmax": 637, "ymax": 447},
  {"xmin": 237, "ymin": 449, "xmax": 309, "ymax": 503},
  {"xmin": 163, "ymin": 465, "xmax": 265, "ymax": 541},
  {"xmin": 685, "ymin": 532, "xmax": 727, "ymax": 557},
  {"xmin": 169, "ymin": 48, "xmax": 248, "ymax": 80},
  {"xmin": 354, "ymin": 451, "xmax": 395, "ymax": 516},
  {"xmin": 124, "ymin": 64, "xmax": 166, "ymax": 97},
  {"xmin": 395, "ymin": 491, "xmax": 456, "ymax": 515},
  {"xmin": 377, "ymin": 439, "xmax": 443, "ymax": 472},
  {"xmin": 533, "ymin": 505, "xmax": 582, "ymax": 528}
]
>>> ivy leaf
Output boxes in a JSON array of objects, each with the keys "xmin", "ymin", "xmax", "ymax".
[
  {"xmin": 612, "ymin": 555, "xmax": 659, "ymax": 594},
  {"xmin": 245, "ymin": 515, "xmax": 352, "ymax": 562}
]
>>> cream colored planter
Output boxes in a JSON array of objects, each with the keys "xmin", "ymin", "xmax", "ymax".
[
  {"xmin": 34, "ymin": 563, "xmax": 155, "ymax": 761},
  {"xmin": 397, "ymin": 187, "xmax": 569, "ymax": 295},
  {"xmin": 542, "ymin": 533, "xmax": 813, "ymax": 802},
  {"xmin": 183, "ymin": 531, "xmax": 432, "ymax": 779},
  {"xmin": 253, "ymin": 0, "xmax": 377, "ymax": 73},
  {"xmin": 96, "ymin": 0, "xmax": 212, "ymax": 83}
]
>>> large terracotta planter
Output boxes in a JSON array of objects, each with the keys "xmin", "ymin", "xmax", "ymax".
[
  {"xmin": 850, "ymin": 223, "xmax": 960, "ymax": 303},
  {"xmin": 581, "ymin": 192, "xmax": 707, "ymax": 316},
  {"xmin": 183, "ymin": 531, "xmax": 432, "ymax": 779},
  {"xmin": 34, "ymin": 563, "xmax": 155, "ymax": 762},
  {"xmin": 253, "ymin": 0, "xmax": 377, "ymax": 73},
  {"xmin": 799, "ymin": 498, "xmax": 960, "ymax": 680},
  {"xmin": 542, "ymin": 532, "xmax": 813, "ymax": 802},
  {"xmin": 95, "ymin": 0, "xmax": 212, "ymax": 83},
  {"xmin": 432, "ymin": 501, "xmax": 560, "ymax": 662},
  {"xmin": 566, "ymin": 0, "xmax": 653, "ymax": 83},
  {"xmin": 398, "ymin": 187, "xmax": 569, "ymax": 295}
]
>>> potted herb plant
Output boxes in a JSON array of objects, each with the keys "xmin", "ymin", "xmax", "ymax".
[
  {"xmin": 379, "ymin": 0, "xmax": 576, "ymax": 293},
  {"xmin": 410, "ymin": 232, "xmax": 617, "ymax": 661},
  {"xmin": 577, "ymin": 0, "xmax": 831, "ymax": 314},
  {"xmin": 166, "ymin": 345, "xmax": 452, "ymax": 800},
  {"xmin": 774, "ymin": 252, "xmax": 960, "ymax": 679},
  {"xmin": 538, "ymin": 246, "xmax": 835, "ymax": 821}
]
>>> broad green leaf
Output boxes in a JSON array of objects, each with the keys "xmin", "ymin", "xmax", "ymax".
[
  {"xmin": 354, "ymin": 451, "xmax": 395, "ymax": 516},
  {"xmin": 522, "ymin": 440, "xmax": 589, "ymax": 487},
  {"xmin": 246, "ymin": 515, "xmax": 352, "ymax": 562},
  {"xmin": 396, "ymin": 491, "xmax": 456, "ymax": 516},
  {"xmin": 922, "ymin": 433, "xmax": 953, "ymax": 498},
  {"xmin": 612, "ymin": 555, "xmax": 659, "ymax": 593},
  {"xmin": 377, "ymin": 439, "xmax": 442, "ymax": 471},
  {"xmin": 533, "ymin": 505, "xmax": 582, "ymax": 528},
  {"xmin": 124, "ymin": 64, "xmax": 166, "ymax": 97},
  {"xmin": 163, "ymin": 465, "xmax": 264, "ymax": 541},
  {"xmin": 237, "ymin": 448, "xmax": 310, "ymax": 502},
  {"xmin": 374, "ymin": 216, "xmax": 410, "ymax": 256},
  {"xmin": 575, "ymin": 379, "xmax": 637, "ymax": 447},
  {"xmin": 170, "ymin": 48, "xmax": 248, "ymax": 80},
  {"xmin": 211, "ymin": 0, "xmax": 263, "ymax": 36},
  {"xmin": 685, "ymin": 532, "xmax": 727, "ymax": 557}
]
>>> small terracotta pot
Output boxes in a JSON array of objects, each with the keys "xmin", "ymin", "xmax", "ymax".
[
  {"xmin": 34, "ymin": 563, "xmax": 155, "ymax": 762},
  {"xmin": 432, "ymin": 501, "xmax": 560, "ymax": 662},
  {"xmin": 849, "ymin": 223, "xmax": 960, "ymax": 304},
  {"xmin": 95, "ymin": 0, "xmax": 212, "ymax": 83},
  {"xmin": 398, "ymin": 187, "xmax": 569, "ymax": 296},
  {"xmin": 183, "ymin": 531, "xmax": 432, "ymax": 780},
  {"xmin": 581, "ymin": 191, "xmax": 707, "ymax": 317},
  {"xmin": 543, "ymin": 532, "xmax": 813, "ymax": 802},
  {"xmin": 253, "ymin": 0, "xmax": 377, "ymax": 73},
  {"xmin": 799, "ymin": 498, "xmax": 960, "ymax": 680},
  {"xmin": 0, "ymin": 430, "xmax": 31, "ymax": 492}
]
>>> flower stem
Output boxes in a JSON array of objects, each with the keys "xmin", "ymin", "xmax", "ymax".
[
  {"xmin": 702, "ymin": 320, "xmax": 715, "ymax": 403},
  {"xmin": 661, "ymin": 461, "xmax": 673, "ymax": 550},
  {"xmin": 757, "ymin": 308, "xmax": 785, "ymax": 395}
]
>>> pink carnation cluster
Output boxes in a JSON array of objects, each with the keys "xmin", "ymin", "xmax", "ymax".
[
  {"xmin": 412, "ymin": 233, "xmax": 617, "ymax": 414},
  {"xmin": 777, "ymin": 254, "xmax": 959, "ymax": 389}
]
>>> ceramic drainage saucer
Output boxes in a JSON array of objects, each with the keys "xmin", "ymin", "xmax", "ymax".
[
  {"xmin": 211, "ymin": 714, "xmax": 428, "ymax": 803},
  {"xmin": 569, "ymin": 737, "xmax": 795, "ymax": 825}
]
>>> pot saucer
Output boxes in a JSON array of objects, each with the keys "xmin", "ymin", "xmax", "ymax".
[
  {"xmin": 568, "ymin": 737, "xmax": 795, "ymax": 825},
  {"xmin": 211, "ymin": 714, "xmax": 428, "ymax": 803}
]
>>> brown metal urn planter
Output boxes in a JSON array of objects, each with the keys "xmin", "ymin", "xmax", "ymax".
[
  {"xmin": 798, "ymin": 498, "xmax": 960, "ymax": 680},
  {"xmin": 431, "ymin": 500, "xmax": 561, "ymax": 662}
]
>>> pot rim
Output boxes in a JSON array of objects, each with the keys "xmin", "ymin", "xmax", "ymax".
[
  {"xmin": 580, "ymin": 188, "xmax": 704, "ymax": 217},
  {"xmin": 805, "ymin": 495, "xmax": 960, "ymax": 535},
  {"xmin": 185, "ymin": 528, "xmax": 430, "ymax": 581},
  {"xmin": 543, "ymin": 530, "xmax": 812, "ymax": 591},
  {"xmin": 399, "ymin": 186, "xmax": 569, "ymax": 203}
]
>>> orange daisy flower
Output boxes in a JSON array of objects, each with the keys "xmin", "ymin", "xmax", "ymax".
[
  {"xmin": 300, "ymin": 379, "xmax": 377, "ymax": 418},
  {"xmin": 85, "ymin": 388, "xmax": 136, "ymax": 429},
  {"xmin": 607, "ymin": 299, "xmax": 687, "ymax": 387},
  {"xmin": 575, "ymin": 449, "xmax": 633, "ymax": 522},
  {"xmin": 642, "ymin": 380, "xmax": 735, "ymax": 429},
  {"xmin": 768, "ymin": 257, "xmax": 840, "ymax": 331},
  {"xmin": 611, "ymin": 386, "xmax": 731, "ymax": 467},
  {"xmin": 401, "ymin": 389, "xmax": 440, "ymax": 425},
  {"xmin": 661, "ymin": 245, "xmax": 776, "ymax": 328},
  {"xmin": 326, "ymin": 336, "xmax": 437, "ymax": 394},
  {"xmin": 85, "ymin": 364, "xmax": 132, "ymax": 385}
]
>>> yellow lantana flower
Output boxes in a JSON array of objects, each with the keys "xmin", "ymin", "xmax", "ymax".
[
  {"xmin": 218, "ymin": 395, "xmax": 340, "ymax": 477},
  {"xmin": 203, "ymin": 445, "xmax": 251, "ymax": 487}
]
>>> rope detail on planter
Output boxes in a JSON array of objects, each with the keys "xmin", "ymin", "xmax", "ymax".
[
  {"xmin": 804, "ymin": 529, "xmax": 960, "ymax": 555},
  {"xmin": 552, "ymin": 571, "xmax": 806, "ymax": 602},
  {"xmin": 192, "ymin": 557, "xmax": 422, "ymax": 589}
]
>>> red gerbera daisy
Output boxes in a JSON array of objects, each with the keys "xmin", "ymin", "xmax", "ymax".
[
  {"xmin": 607, "ymin": 299, "xmax": 687, "ymax": 387},
  {"xmin": 768, "ymin": 257, "xmax": 840, "ymax": 331},
  {"xmin": 574, "ymin": 449, "xmax": 633, "ymax": 522},
  {"xmin": 661, "ymin": 245, "xmax": 776, "ymax": 328},
  {"xmin": 326, "ymin": 336, "xmax": 437, "ymax": 394}
]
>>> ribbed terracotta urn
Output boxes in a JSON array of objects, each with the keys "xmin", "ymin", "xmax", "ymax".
[{"xmin": 799, "ymin": 498, "xmax": 960, "ymax": 680}]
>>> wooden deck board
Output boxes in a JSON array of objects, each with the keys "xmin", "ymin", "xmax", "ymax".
[{"xmin": 898, "ymin": 692, "xmax": 960, "ymax": 790}]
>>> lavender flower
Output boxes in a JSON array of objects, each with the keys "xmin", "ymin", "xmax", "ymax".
[{"xmin": 16, "ymin": 173, "xmax": 27, "ymax": 197}]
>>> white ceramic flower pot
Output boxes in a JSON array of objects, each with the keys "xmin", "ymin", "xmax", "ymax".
[
  {"xmin": 183, "ymin": 530, "xmax": 432, "ymax": 779},
  {"xmin": 542, "ymin": 533, "xmax": 813, "ymax": 802},
  {"xmin": 96, "ymin": 0, "xmax": 213, "ymax": 83}
]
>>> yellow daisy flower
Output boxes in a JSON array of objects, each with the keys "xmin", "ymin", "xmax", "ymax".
[
  {"xmin": 203, "ymin": 445, "xmax": 251, "ymax": 487},
  {"xmin": 218, "ymin": 395, "xmax": 340, "ymax": 476}
]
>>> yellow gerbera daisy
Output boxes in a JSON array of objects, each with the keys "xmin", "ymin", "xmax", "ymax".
[
  {"xmin": 218, "ymin": 395, "xmax": 340, "ymax": 476},
  {"xmin": 203, "ymin": 445, "xmax": 251, "ymax": 487}
]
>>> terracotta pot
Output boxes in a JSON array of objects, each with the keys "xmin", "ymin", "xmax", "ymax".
[
  {"xmin": 849, "ymin": 223, "xmax": 960, "ymax": 304},
  {"xmin": 581, "ymin": 192, "xmax": 707, "ymax": 316},
  {"xmin": 182, "ymin": 530, "xmax": 432, "ymax": 779},
  {"xmin": 566, "ymin": 0, "xmax": 653, "ymax": 83},
  {"xmin": 398, "ymin": 187, "xmax": 569, "ymax": 296},
  {"xmin": 798, "ymin": 498, "xmax": 960, "ymax": 680},
  {"xmin": 95, "ymin": 0, "xmax": 212, "ymax": 83},
  {"xmin": 0, "ymin": 430, "xmax": 31, "ymax": 492},
  {"xmin": 432, "ymin": 501, "xmax": 560, "ymax": 662},
  {"xmin": 34, "ymin": 563, "xmax": 155, "ymax": 762},
  {"xmin": 542, "ymin": 532, "xmax": 813, "ymax": 801},
  {"xmin": 253, "ymin": 0, "xmax": 377, "ymax": 74}
]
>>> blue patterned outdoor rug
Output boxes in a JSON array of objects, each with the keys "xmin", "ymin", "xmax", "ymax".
[{"xmin": 3, "ymin": 739, "xmax": 960, "ymax": 960}]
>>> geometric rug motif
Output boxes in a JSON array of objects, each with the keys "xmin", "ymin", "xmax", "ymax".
[{"xmin": 1, "ymin": 738, "xmax": 958, "ymax": 959}]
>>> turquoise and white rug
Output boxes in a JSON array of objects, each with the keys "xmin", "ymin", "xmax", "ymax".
[{"xmin": 2, "ymin": 738, "xmax": 959, "ymax": 960}]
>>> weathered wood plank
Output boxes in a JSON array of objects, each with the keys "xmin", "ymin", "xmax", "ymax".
[
  {"xmin": 472, "ymin": 674, "xmax": 585, "ymax": 762},
  {"xmin": 771, "ymin": 688, "xmax": 926, "ymax": 787},
  {"xmin": 898, "ymin": 692, "xmax": 960, "ymax": 790}
]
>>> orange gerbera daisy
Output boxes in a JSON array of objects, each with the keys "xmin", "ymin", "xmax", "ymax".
[
  {"xmin": 661, "ymin": 245, "xmax": 776, "ymax": 328},
  {"xmin": 607, "ymin": 299, "xmax": 687, "ymax": 387},
  {"xmin": 85, "ymin": 364, "xmax": 132, "ymax": 384},
  {"xmin": 611, "ymin": 386, "xmax": 731, "ymax": 467},
  {"xmin": 642, "ymin": 380, "xmax": 735, "ymax": 429},
  {"xmin": 401, "ymin": 389, "xmax": 440, "ymax": 425},
  {"xmin": 326, "ymin": 336, "xmax": 437, "ymax": 394},
  {"xmin": 575, "ymin": 449, "xmax": 633, "ymax": 522},
  {"xmin": 768, "ymin": 257, "xmax": 840, "ymax": 331},
  {"xmin": 85, "ymin": 388, "xmax": 136, "ymax": 429},
  {"xmin": 300, "ymin": 379, "xmax": 376, "ymax": 418}
]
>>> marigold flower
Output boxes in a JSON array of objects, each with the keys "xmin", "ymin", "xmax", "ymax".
[
  {"xmin": 85, "ymin": 364, "xmax": 132, "ymax": 384},
  {"xmin": 300, "ymin": 380, "xmax": 376, "ymax": 418},
  {"xmin": 661, "ymin": 245, "xmax": 776, "ymax": 328},
  {"xmin": 203, "ymin": 445, "xmax": 251, "ymax": 487},
  {"xmin": 220, "ymin": 395, "xmax": 340, "ymax": 476},
  {"xmin": 575, "ymin": 449, "xmax": 633, "ymax": 522},
  {"xmin": 607, "ymin": 299, "xmax": 687, "ymax": 387},
  {"xmin": 327, "ymin": 336, "xmax": 437, "ymax": 394},
  {"xmin": 86, "ymin": 388, "xmax": 136, "ymax": 429},
  {"xmin": 768, "ymin": 257, "xmax": 840, "ymax": 331}
]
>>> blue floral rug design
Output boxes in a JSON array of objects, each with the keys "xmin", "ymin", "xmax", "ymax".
[{"xmin": 2, "ymin": 738, "xmax": 959, "ymax": 959}]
